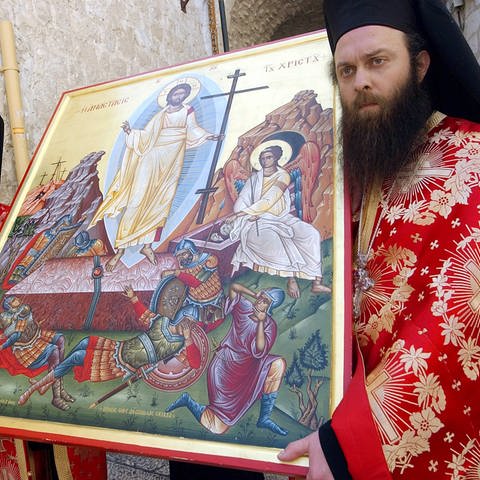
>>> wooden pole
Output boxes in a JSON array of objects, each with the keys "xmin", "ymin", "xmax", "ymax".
[{"xmin": 0, "ymin": 20, "xmax": 29, "ymax": 182}]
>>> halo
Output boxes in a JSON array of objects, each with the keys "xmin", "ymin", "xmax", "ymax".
[
  {"xmin": 250, "ymin": 140, "xmax": 293, "ymax": 170},
  {"xmin": 157, "ymin": 77, "xmax": 201, "ymax": 108}
]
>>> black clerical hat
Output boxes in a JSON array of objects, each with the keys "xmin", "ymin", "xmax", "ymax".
[{"xmin": 324, "ymin": 0, "xmax": 480, "ymax": 123}]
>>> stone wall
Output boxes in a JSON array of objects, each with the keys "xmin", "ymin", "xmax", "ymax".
[
  {"xmin": 0, "ymin": 0, "xmax": 213, "ymax": 203},
  {"xmin": 1, "ymin": 0, "xmax": 480, "ymax": 205},
  {"xmin": 223, "ymin": 0, "xmax": 480, "ymax": 57},
  {"xmin": 226, "ymin": 0, "xmax": 323, "ymax": 50},
  {"xmin": 463, "ymin": 0, "xmax": 480, "ymax": 58},
  {"xmin": 437, "ymin": 1, "xmax": 480, "ymax": 58},
  {"xmin": 222, "ymin": 0, "xmax": 480, "ymax": 117}
]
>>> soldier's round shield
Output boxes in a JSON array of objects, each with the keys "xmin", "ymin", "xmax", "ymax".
[
  {"xmin": 143, "ymin": 322, "xmax": 210, "ymax": 391},
  {"xmin": 149, "ymin": 274, "xmax": 187, "ymax": 319}
]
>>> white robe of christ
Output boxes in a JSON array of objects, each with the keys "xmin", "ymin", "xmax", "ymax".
[{"xmin": 90, "ymin": 105, "xmax": 212, "ymax": 248}]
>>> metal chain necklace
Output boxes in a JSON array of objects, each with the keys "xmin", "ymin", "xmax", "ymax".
[
  {"xmin": 351, "ymin": 112, "xmax": 444, "ymax": 319},
  {"xmin": 353, "ymin": 180, "xmax": 396, "ymax": 318}
]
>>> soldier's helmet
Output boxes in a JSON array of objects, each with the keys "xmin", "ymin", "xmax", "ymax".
[
  {"xmin": 174, "ymin": 238, "xmax": 198, "ymax": 257},
  {"xmin": 2, "ymin": 296, "xmax": 16, "ymax": 311},
  {"xmin": 171, "ymin": 304, "xmax": 198, "ymax": 326},
  {"xmin": 261, "ymin": 288, "xmax": 285, "ymax": 315},
  {"xmin": 74, "ymin": 230, "xmax": 91, "ymax": 248}
]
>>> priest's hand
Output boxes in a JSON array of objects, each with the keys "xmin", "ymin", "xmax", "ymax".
[{"xmin": 277, "ymin": 431, "xmax": 334, "ymax": 480}]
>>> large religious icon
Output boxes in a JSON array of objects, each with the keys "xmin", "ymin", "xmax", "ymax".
[{"xmin": 0, "ymin": 31, "xmax": 351, "ymax": 476}]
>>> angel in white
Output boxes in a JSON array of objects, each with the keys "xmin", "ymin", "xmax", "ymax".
[{"xmin": 226, "ymin": 144, "xmax": 331, "ymax": 298}]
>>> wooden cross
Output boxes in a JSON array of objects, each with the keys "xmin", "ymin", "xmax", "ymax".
[
  {"xmin": 195, "ymin": 69, "xmax": 268, "ymax": 224},
  {"xmin": 39, "ymin": 171, "xmax": 48, "ymax": 185},
  {"xmin": 50, "ymin": 157, "xmax": 66, "ymax": 182}
]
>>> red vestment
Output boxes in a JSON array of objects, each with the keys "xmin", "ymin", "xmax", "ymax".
[{"xmin": 332, "ymin": 114, "xmax": 480, "ymax": 478}]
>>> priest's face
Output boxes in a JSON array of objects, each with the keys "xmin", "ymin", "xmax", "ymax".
[
  {"xmin": 334, "ymin": 26, "xmax": 414, "ymax": 117},
  {"xmin": 333, "ymin": 25, "xmax": 432, "ymax": 193}
]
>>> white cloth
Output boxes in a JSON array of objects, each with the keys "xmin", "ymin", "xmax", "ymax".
[
  {"xmin": 229, "ymin": 167, "xmax": 322, "ymax": 279},
  {"xmin": 90, "ymin": 105, "xmax": 211, "ymax": 248}
]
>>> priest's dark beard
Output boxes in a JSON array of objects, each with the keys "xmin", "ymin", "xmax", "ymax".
[{"xmin": 340, "ymin": 70, "xmax": 433, "ymax": 195}]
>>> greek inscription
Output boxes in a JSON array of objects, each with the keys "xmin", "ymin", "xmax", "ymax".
[
  {"xmin": 264, "ymin": 54, "xmax": 322, "ymax": 73},
  {"xmin": 81, "ymin": 97, "xmax": 130, "ymax": 113}
]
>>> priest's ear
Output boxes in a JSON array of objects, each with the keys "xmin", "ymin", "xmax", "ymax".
[{"xmin": 416, "ymin": 50, "xmax": 431, "ymax": 83}]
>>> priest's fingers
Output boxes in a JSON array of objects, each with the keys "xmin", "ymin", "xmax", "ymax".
[
  {"xmin": 277, "ymin": 435, "xmax": 309, "ymax": 462},
  {"xmin": 278, "ymin": 431, "xmax": 334, "ymax": 480}
]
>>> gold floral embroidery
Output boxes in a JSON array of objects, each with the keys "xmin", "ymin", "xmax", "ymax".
[
  {"xmin": 432, "ymin": 231, "xmax": 480, "ymax": 380},
  {"xmin": 356, "ymin": 245, "xmax": 416, "ymax": 345},
  {"xmin": 367, "ymin": 341, "xmax": 447, "ymax": 474},
  {"xmin": 446, "ymin": 437, "xmax": 480, "ymax": 479},
  {"xmin": 384, "ymin": 126, "xmax": 480, "ymax": 226},
  {"xmin": 358, "ymin": 118, "xmax": 480, "ymax": 477}
]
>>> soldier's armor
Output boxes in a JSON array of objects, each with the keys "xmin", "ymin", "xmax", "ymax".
[
  {"xmin": 1, "ymin": 303, "xmax": 57, "ymax": 368},
  {"xmin": 119, "ymin": 316, "xmax": 184, "ymax": 370},
  {"xmin": 16, "ymin": 319, "xmax": 39, "ymax": 344},
  {"xmin": 0, "ymin": 309, "xmax": 15, "ymax": 330},
  {"xmin": 184, "ymin": 256, "xmax": 223, "ymax": 306},
  {"xmin": 3, "ymin": 305, "xmax": 37, "ymax": 343}
]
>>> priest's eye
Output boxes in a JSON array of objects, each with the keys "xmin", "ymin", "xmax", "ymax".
[
  {"xmin": 371, "ymin": 57, "xmax": 385, "ymax": 66},
  {"xmin": 338, "ymin": 65, "xmax": 354, "ymax": 78}
]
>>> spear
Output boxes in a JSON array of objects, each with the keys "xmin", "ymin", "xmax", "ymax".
[{"xmin": 89, "ymin": 364, "xmax": 157, "ymax": 408}]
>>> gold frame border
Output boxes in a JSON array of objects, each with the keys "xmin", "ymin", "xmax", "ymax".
[{"xmin": 0, "ymin": 31, "xmax": 347, "ymax": 475}]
